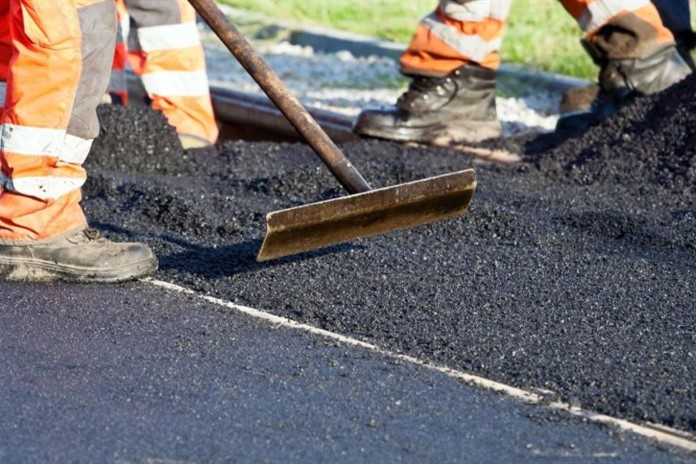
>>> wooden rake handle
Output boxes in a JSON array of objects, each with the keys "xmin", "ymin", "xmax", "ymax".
[{"xmin": 188, "ymin": 0, "xmax": 372, "ymax": 194}]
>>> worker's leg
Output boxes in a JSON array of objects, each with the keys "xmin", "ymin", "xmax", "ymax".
[
  {"xmin": 0, "ymin": 0, "xmax": 105, "ymax": 240},
  {"xmin": 123, "ymin": 0, "xmax": 218, "ymax": 147},
  {"xmin": 400, "ymin": 0, "xmax": 510, "ymax": 75},
  {"xmin": 650, "ymin": 0, "xmax": 690, "ymax": 35},
  {"xmin": 108, "ymin": 0, "xmax": 130, "ymax": 105},
  {"xmin": 0, "ymin": 0, "xmax": 156, "ymax": 282},
  {"xmin": 353, "ymin": 0, "xmax": 511, "ymax": 145},
  {"xmin": 650, "ymin": 0, "xmax": 695, "ymax": 69},
  {"xmin": 0, "ymin": 0, "xmax": 10, "ymax": 110},
  {"xmin": 559, "ymin": 0, "xmax": 675, "ymax": 58},
  {"xmin": 557, "ymin": 0, "xmax": 691, "ymax": 130}
]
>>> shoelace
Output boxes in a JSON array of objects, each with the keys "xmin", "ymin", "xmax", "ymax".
[{"xmin": 83, "ymin": 228, "xmax": 102, "ymax": 241}]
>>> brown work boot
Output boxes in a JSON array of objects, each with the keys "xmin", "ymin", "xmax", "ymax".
[
  {"xmin": 557, "ymin": 42, "xmax": 692, "ymax": 131},
  {"xmin": 0, "ymin": 227, "xmax": 158, "ymax": 283},
  {"xmin": 353, "ymin": 64, "xmax": 501, "ymax": 145}
]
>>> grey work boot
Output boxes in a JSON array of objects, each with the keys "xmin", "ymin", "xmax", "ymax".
[
  {"xmin": 557, "ymin": 42, "xmax": 692, "ymax": 131},
  {"xmin": 353, "ymin": 64, "xmax": 501, "ymax": 145},
  {"xmin": 0, "ymin": 227, "xmax": 158, "ymax": 283}
]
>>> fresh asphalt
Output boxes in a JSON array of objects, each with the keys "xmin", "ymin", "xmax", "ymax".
[
  {"xmin": 1, "ymin": 62, "xmax": 695, "ymax": 464},
  {"xmin": 0, "ymin": 281, "xmax": 690, "ymax": 463}
]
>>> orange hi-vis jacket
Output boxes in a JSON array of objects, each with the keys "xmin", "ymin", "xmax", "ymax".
[
  {"xmin": 110, "ymin": 0, "xmax": 218, "ymax": 145},
  {"xmin": 400, "ymin": 0, "xmax": 675, "ymax": 77},
  {"xmin": 0, "ymin": 0, "xmax": 116, "ymax": 241}
]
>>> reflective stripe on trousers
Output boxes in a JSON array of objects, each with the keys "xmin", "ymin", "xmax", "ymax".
[
  {"xmin": 111, "ymin": 0, "xmax": 218, "ymax": 144},
  {"xmin": 0, "ymin": 0, "xmax": 115, "ymax": 240}
]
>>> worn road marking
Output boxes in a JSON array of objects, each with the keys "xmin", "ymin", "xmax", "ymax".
[{"xmin": 148, "ymin": 278, "xmax": 696, "ymax": 453}]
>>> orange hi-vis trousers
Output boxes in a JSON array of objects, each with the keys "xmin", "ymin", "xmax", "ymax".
[
  {"xmin": 401, "ymin": 0, "xmax": 512, "ymax": 76},
  {"xmin": 0, "ymin": 0, "xmax": 116, "ymax": 241},
  {"xmin": 400, "ymin": 0, "xmax": 674, "ymax": 77},
  {"xmin": 110, "ymin": 0, "xmax": 218, "ymax": 144}
]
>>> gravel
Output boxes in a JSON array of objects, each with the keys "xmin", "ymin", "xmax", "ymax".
[{"xmin": 200, "ymin": 27, "xmax": 562, "ymax": 137}]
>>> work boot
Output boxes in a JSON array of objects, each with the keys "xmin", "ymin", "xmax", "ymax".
[
  {"xmin": 353, "ymin": 64, "xmax": 501, "ymax": 145},
  {"xmin": 0, "ymin": 227, "xmax": 158, "ymax": 283},
  {"xmin": 557, "ymin": 42, "xmax": 691, "ymax": 131}
]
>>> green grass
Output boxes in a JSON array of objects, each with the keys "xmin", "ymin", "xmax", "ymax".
[
  {"xmin": 222, "ymin": 0, "xmax": 435, "ymax": 43},
  {"xmin": 220, "ymin": 0, "xmax": 694, "ymax": 80},
  {"xmin": 505, "ymin": 2, "xmax": 594, "ymax": 78}
]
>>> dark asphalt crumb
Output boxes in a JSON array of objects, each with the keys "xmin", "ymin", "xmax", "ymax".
[
  {"xmin": 527, "ymin": 75, "xmax": 696, "ymax": 195},
  {"xmin": 85, "ymin": 75, "xmax": 696, "ymax": 432}
]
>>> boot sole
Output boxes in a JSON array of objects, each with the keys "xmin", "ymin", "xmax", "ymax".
[
  {"xmin": 355, "ymin": 120, "xmax": 501, "ymax": 145},
  {"xmin": 0, "ymin": 255, "xmax": 158, "ymax": 283},
  {"xmin": 354, "ymin": 123, "xmax": 443, "ymax": 143},
  {"xmin": 432, "ymin": 120, "xmax": 502, "ymax": 145}
]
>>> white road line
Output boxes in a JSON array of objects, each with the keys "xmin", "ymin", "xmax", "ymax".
[{"xmin": 148, "ymin": 278, "xmax": 696, "ymax": 453}]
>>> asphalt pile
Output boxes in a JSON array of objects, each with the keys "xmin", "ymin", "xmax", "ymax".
[
  {"xmin": 527, "ymin": 75, "xmax": 696, "ymax": 195},
  {"xmin": 85, "ymin": 75, "xmax": 695, "ymax": 432}
]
